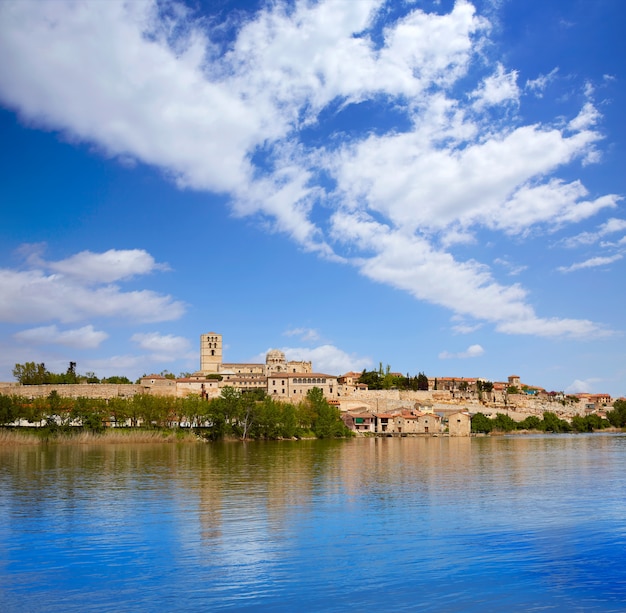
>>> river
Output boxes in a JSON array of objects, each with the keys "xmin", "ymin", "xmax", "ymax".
[{"xmin": 1, "ymin": 434, "xmax": 625, "ymax": 611}]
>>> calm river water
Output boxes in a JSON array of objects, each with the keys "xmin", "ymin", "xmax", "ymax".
[{"xmin": 1, "ymin": 434, "xmax": 625, "ymax": 612}]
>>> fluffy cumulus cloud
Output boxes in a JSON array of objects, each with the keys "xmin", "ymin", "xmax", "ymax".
[
  {"xmin": 439, "ymin": 344, "xmax": 485, "ymax": 359},
  {"xmin": 252, "ymin": 342, "xmax": 372, "ymax": 375},
  {"xmin": 13, "ymin": 325, "xmax": 108, "ymax": 349},
  {"xmin": 0, "ymin": 246, "xmax": 184, "ymax": 324},
  {"xmin": 41, "ymin": 249, "xmax": 169, "ymax": 284},
  {"xmin": 283, "ymin": 345, "xmax": 373, "ymax": 375},
  {"xmin": 131, "ymin": 332, "xmax": 192, "ymax": 361},
  {"xmin": 0, "ymin": 0, "xmax": 620, "ymax": 339},
  {"xmin": 566, "ymin": 378, "xmax": 603, "ymax": 394}
]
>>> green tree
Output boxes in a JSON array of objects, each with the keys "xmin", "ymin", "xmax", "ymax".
[
  {"xmin": 0, "ymin": 394, "xmax": 18, "ymax": 425},
  {"xmin": 358, "ymin": 369, "xmax": 382, "ymax": 390},
  {"xmin": 13, "ymin": 362, "xmax": 50, "ymax": 385},
  {"xmin": 541, "ymin": 411, "xmax": 571, "ymax": 433},
  {"xmin": 108, "ymin": 397, "xmax": 131, "ymax": 427},
  {"xmin": 280, "ymin": 402, "xmax": 298, "ymax": 439},
  {"xmin": 471, "ymin": 412, "xmax": 492, "ymax": 433},
  {"xmin": 606, "ymin": 399, "xmax": 626, "ymax": 428},
  {"xmin": 130, "ymin": 394, "xmax": 170, "ymax": 428},
  {"xmin": 202, "ymin": 386, "xmax": 241, "ymax": 440},
  {"xmin": 571, "ymin": 415, "xmax": 593, "ymax": 432},
  {"xmin": 238, "ymin": 394, "xmax": 257, "ymax": 440},
  {"xmin": 416, "ymin": 372, "xmax": 429, "ymax": 391},
  {"xmin": 492, "ymin": 413, "xmax": 517, "ymax": 432},
  {"xmin": 72, "ymin": 397, "xmax": 106, "ymax": 433},
  {"xmin": 518, "ymin": 415, "xmax": 542, "ymax": 430},
  {"xmin": 180, "ymin": 395, "xmax": 209, "ymax": 428},
  {"xmin": 306, "ymin": 387, "xmax": 348, "ymax": 438},
  {"xmin": 102, "ymin": 375, "xmax": 132, "ymax": 384},
  {"xmin": 64, "ymin": 362, "xmax": 79, "ymax": 384}
]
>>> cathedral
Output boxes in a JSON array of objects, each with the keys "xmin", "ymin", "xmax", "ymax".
[{"xmin": 192, "ymin": 332, "xmax": 337, "ymax": 400}]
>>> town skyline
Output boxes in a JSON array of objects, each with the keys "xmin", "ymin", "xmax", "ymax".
[{"xmin": 0, "ymin": 0, "xmax": 624, "ymax": 398}]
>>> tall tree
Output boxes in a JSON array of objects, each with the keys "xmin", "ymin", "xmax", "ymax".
[
  {"xmin": 417, "ymin": 372, "xmax": 429, "ymax": 391},
  {"xmin": 13, "ymin": 362, "xmax": 50, "ymax": 385}
]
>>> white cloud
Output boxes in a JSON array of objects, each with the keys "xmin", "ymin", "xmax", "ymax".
[
  {"xmin": 283, "ymin": 327, "xmax": 320, "ymax": 342},
  {"xmin": 439, "ymin": 344, "xmax": 484, "ymax": 359},
  {"xmin": 252, "ymin": 344, "xmax": 372, "ymax": 375},
  {"xmin": 451, "ymin": 322, "xmax": 483, "ymax": 335},
  {"xmin": 0, "ymin": 0, "xmax": 617, "ymax": 340},
  {"xmin": 565, "ymin": 378, "xmax": 602, "ymax": 394},
  {"xmin": 494, "ymin": 258, "xmax": 527, "ymax": 276},
  {"xmin": 13, "ymin": 325, "xmax": 108, "ymax": 349},
  {"xmin": 568, "ymin": 101, "xmax": 601, "ymax": 132},
  {"xmin": 471, "ymin": 63, "xmax": 520, "ymax": 109},
  {"xmin": 0, "ymin": 247, "xmax": 184, "ymax": 324},
  {"xmin": 557, "ymin": 254, "xmax": 623, "ymax": 273},
  {"xmin": 329, "ymin": 121, "xmax": 611, "ymax": 237},
  {"xmin": 525, "ymin": 68, "xmax": 559, "ymax": 97},
  {"xmin": 131, "ymin": 332, "xmax": 192, "ymax": 361},
  {"xmin": 40, "ymin": 249, "xmax": 169, "ymax": 284},
  {"xmin": 561, "ymin": 217, "xmax": 626, "ymax": 248},
  {"xmin": 284, "ymin": 344, "xmax": 372, "ymax": 375},
  {"xmin": 495, "ymin": 316, "xmax": 612, "ymax": 338}
]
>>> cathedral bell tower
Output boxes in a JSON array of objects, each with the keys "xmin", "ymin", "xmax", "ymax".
[{"xmin": 200, "ymin": 332, "xmax": 222, "ymax": 373}]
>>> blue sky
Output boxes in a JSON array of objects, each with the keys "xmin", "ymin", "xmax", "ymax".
[{"xmin": 0, "ymin": 0, "xmax": 624, "ymax": 397}]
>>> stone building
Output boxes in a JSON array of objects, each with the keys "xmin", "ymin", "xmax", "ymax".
[
  {"xmin": 447, "ymin": 411, "xmax": 471, "ymax": 436},
  {"xmin": 198, "ymin": 333, "xmax": 311, "ymax": 379},
  {"xmin": 342, "ymin": 411, "xmax": 376, "ymax": 433},
  {"xmin": 267, "ymin": 372, "xmax": 338, "ymax": 400},
  {"xmin": 192, "ymin": 332, "xmax": 333, "ymax": 399}
]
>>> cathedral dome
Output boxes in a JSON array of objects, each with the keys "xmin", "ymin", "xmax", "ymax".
[{"xmin": 266, "ymin": 349, "xmax": 286, "ymax": 364}]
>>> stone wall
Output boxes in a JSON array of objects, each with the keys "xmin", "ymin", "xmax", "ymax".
[
  {"xmin": 337, "ymin": 388, "xmax": 595, "ymax": 419},
  {"xmin": 0, "ymin": 382, "xmax": 599, "ymax": 419},
  {"xmin": 0, "ymin": 383, "xmax": 143, "ymax": 399}
]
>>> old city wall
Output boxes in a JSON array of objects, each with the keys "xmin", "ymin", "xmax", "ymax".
[
  {"xmin": 0, "ymin": 383, "xmax": 143, "ymax": 399},
  {"xmin": 0, "ymin": 383, "xmax": 595, "ymax": 418}
]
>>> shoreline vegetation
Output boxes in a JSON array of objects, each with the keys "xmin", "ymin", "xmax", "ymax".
[
  {"xmin": 0, "ymin": 386, "xmax": 352, "ymax": 443},
  {"xmin": 2, "ymin": 389, "xmax": 625, "ymax": 445},
  {"xmin": 1, "ymin": 425, "xmax": 624, "ymax": 447}
]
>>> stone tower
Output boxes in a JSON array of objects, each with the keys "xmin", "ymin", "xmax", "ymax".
[
  {"xmin": 266, "ymin": 349, "xmax": 287, "ymax": 374},
  {"xmin": 200, "ymin": 332, "xmax": 222, "ymax": 373}
]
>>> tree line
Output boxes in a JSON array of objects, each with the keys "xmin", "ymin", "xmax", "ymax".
[
  {"xmin": 0, "ymin": 386, "xmax": 351, "ymax": 441},
  {"xmin": 358, "ymin": 365, "xmax": 430, "ymax": 390},
  {"xmin": 471, "ymin": 399, "xmax": 626, "ymax": 433},
  {"xmin": 12, "ymin": 362, "xmax": 135, "ymax": 385},
  {"xmin": 11, "ymin": 362, "xmax": 197, "ymax": 385}
]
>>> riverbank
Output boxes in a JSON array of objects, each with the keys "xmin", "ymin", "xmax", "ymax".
[{"xmin": 0, "ymin": 428, "xmax": 202, "ymax": 446}]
